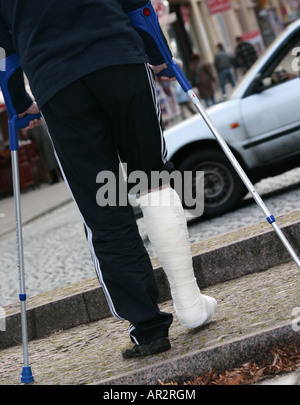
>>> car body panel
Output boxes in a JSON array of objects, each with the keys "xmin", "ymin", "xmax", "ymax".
[{"xmin": 240, "ymin": 77, "xmax": 300, "ymax": 163}]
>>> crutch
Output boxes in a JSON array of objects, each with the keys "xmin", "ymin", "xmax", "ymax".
[
  {"xmin": 128, "ymin": 1, "xmax": 300, "ymax": 271},
  {"xmin": 0, "ymin": 52, "xmax": 41, "ymax": 384}
]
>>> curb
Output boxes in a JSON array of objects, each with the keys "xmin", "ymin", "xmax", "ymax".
[
  {"xmin": 95, "ymin": 320, "xmax": 300, "ymax": 385},
  {"xmin": 1, "ymin": 211, "xmax": 300, "ymax": 350}
]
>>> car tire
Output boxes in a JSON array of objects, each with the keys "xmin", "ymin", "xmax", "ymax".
[{"xmin": 177, "ymin": 149, "xmax": 247, "ymax": 219}]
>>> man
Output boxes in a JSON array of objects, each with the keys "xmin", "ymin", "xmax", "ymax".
[
  {"xmin": 214, "ymin": 43, "xmax": 236, "ymax": 100},
  {"xmin": 0, "ymin": 0, "xmax": 216, "ymax": 358},
  {"xmin": 235, "ymin": 36, "xmax": 258, "ymax": 73},
  {"xmin": 189, "ymin": 52, "xmax": 216, "ymax": 108}
]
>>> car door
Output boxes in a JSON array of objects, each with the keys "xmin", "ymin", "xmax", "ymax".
[{"xmin": 240, "ymin": 33, "xmax": 300, "ymax": 164}]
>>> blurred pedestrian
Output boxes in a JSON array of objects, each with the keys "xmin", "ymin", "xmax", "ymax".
[
  {"xmin": 159, "ymin": 79, "xmax": 180, "ymax": 125},
  {"xmin": 189, "ymin": 53, "xmax": 216, "ymax": 108},
  {"xmin": 214, "ymin": 43, "xmax": 236, "ymax": 100},
  {"xmin": 174, "ymin": 82, "xmax": 195, "ymax": 119},
  {"xmin": 235, "ymin": 36, "xmax": 258, "ymax": 73}
]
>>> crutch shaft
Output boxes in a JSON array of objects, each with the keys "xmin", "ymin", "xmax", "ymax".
[
  {"xmin": 0, "ymin": 52, "xmax": 35, "ymax": 383},
  {"xmin": 11, "ymin": 151, "xmax": 30, "ymax": 367}
]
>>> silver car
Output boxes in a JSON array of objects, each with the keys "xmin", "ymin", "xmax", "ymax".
[{"xmin": 164, "ymin": 19, "xmax": 300, "ymax": 218}]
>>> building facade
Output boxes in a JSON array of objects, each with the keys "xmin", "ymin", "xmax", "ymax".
[{"xmin": 156, "ymin": 0, "xmax": 300, "ymax": 68}]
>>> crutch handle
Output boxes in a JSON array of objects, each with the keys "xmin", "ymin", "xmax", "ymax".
[
  {"xmin": 8, "ymin": 113, "xmax": 42, "ymax": 151},
  {"xmin": 18, "ymin": 113, "xmax": 42, "ymax": 129},
  {"xmin": 128, "ymin": 1, "xmax": 192, "ymax": 92},
  {"xmin": 0, "ymin": 53, "xmax": 41, "ymax": 150}
]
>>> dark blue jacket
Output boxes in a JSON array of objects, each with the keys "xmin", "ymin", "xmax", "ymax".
[{"xmin": 0, "ymin": 0, "xmax": 164, "ymax": 110}]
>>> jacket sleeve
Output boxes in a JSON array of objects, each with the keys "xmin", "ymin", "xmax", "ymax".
[
  {"xmin": 0, "ymin": 14, "xmax": 15, "ymax": 55},
  {"xmin": 117, "ymin": 0, "xmax": 172, "ymax": 66},
  {"xmin": 117, "ymin": 1, "xmax": 149, "ymax": 13},
  {"xmin": 0, "ymin": 14, "xmax": 33, "ymax": 114}
]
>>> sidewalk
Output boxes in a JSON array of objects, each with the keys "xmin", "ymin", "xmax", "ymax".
[
  {"xmin": 0, "ymin": 181, "xmax": 299, "ymax": 385},
  {"xmin": 0, "ymin": 181, "xmax": 72, "ymax": 238}
]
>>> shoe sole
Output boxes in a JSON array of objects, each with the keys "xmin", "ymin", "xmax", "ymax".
[{"xmin": 122, "ymin": 338, "xmax": 171, "ymax": 359}]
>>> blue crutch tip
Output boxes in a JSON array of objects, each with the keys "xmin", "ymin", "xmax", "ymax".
[{"xmin": 21, "ymin": 366, "xmax": 34, "ymax": 384}]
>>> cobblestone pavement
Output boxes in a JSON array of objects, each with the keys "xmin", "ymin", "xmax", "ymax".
[{"xmin": 0, "ymin": 167, "xmax": 299, "ymax": 307}]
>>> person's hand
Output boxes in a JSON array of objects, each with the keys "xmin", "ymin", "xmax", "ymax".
[
  {"xmin": 18, "ymin": 102, "xmax": 42, "ymax": 130},
  {"xmin": 151, "ymin": 58, "xmax": 183, "ymax": 81}
]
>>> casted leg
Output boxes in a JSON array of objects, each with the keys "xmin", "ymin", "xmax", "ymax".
[{"xmin": 139, "ymin": 186, "xmax": 217, "ymax": 328}]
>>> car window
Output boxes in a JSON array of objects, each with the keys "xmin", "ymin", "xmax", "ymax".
[{"xmin": 261, "ymin": 37, "xmax": 300, "ymax": 89}]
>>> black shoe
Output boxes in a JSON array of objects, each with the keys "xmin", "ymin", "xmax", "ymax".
[{"xmin": 122, "ymin": 337, "xmax": 171, "ymax": 359}]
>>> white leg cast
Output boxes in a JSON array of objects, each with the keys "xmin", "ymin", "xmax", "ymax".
[{"xmin": 138, "ymin": 187, "xmax": 217, "ymax": 328}]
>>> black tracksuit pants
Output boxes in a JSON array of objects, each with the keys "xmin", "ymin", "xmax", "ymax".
[{"xmin": 41, "ymin": 64, "xmax": 173, "ymax": 344}]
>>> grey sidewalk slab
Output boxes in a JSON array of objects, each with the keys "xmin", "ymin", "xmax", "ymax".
[{"xmin": 0, "ymin": 181, "xmax": 72, "ymax": 237}]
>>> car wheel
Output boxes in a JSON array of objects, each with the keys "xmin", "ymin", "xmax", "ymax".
[{"xmin": 178, "ymin": 149, "xmax": 247, "ymax": 218}]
